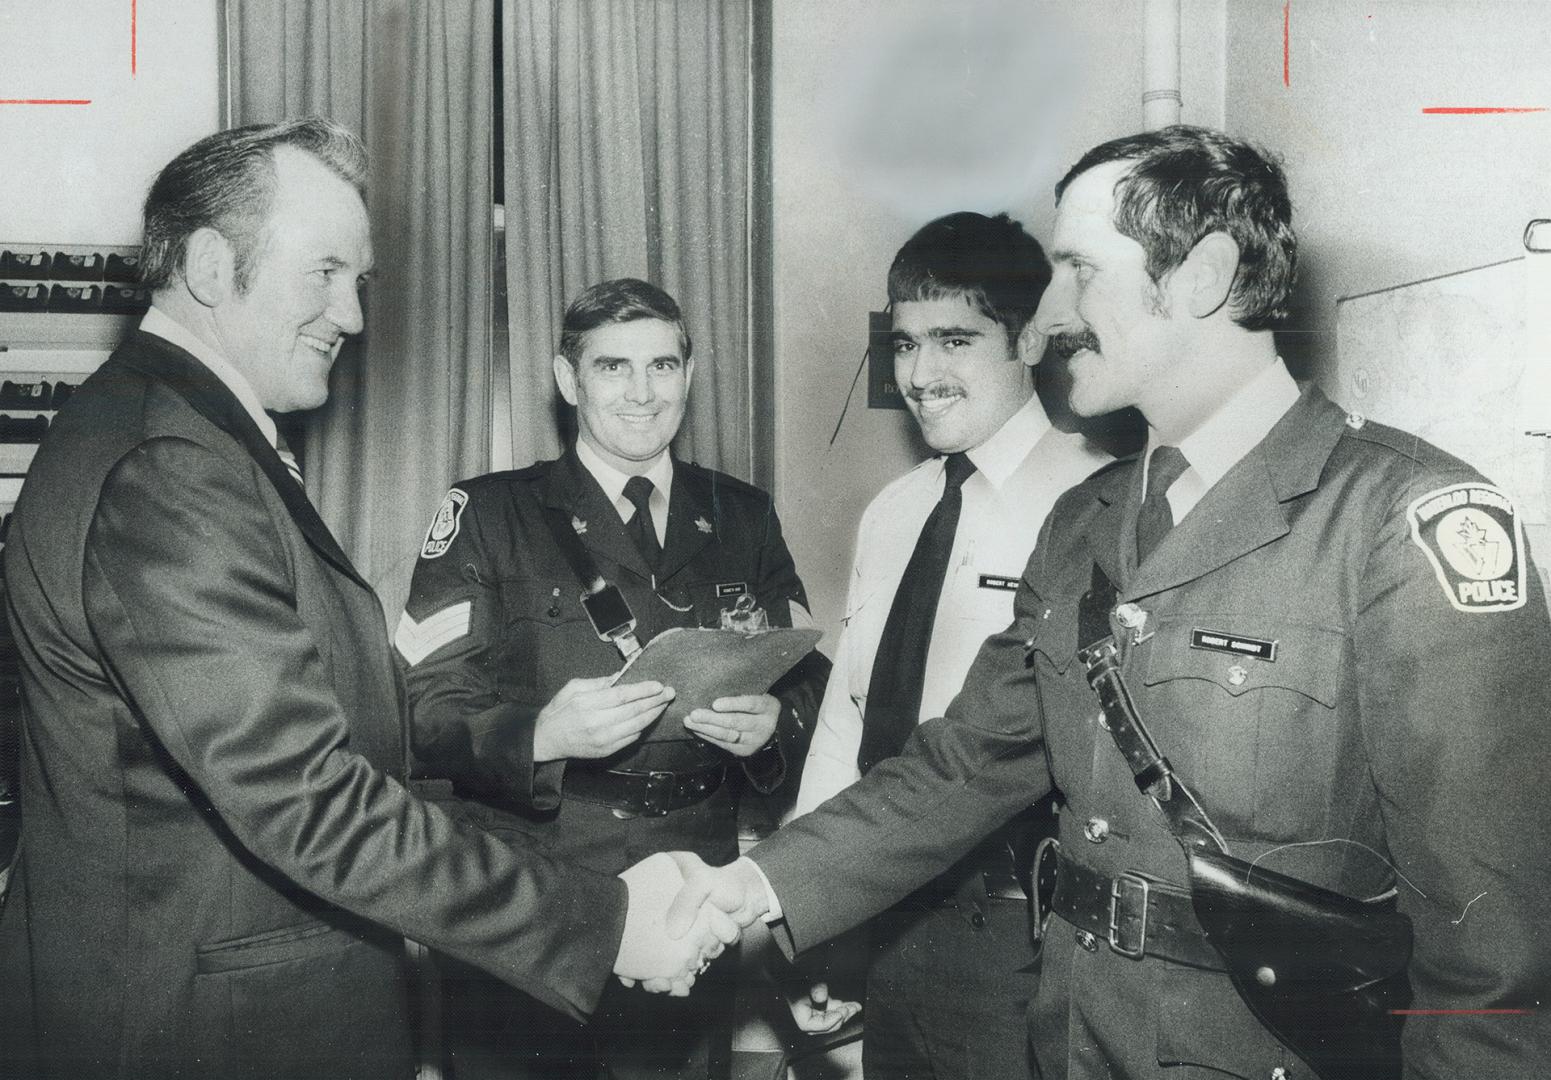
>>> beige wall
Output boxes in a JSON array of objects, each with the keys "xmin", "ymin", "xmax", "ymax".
[
  {"xmin": 1224, "ymin": 0, "xmax": 1551, "ymax": 384},
  {"xmin": 770, "ymin": 0, "xmax": 1226, "ymax": 643},
  {"xmin": 0, "ymin": 1, "xmax": 222, "ymax": 246}
]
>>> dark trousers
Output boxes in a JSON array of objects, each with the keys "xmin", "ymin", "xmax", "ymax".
[
  {"xmin": 863, "ymin": 892, "xmax": 1041, "ymax": 1080},
  {"xmin": 440, "ymin": 947, "xmax": 737, "ymax": 1080}
]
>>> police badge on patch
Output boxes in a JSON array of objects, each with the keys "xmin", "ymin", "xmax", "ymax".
[
  {"xmin": 420, "ymin": 488, "xmax": 469, "ymax": 560},
  {"xmin": 1407, "ymin": 482, "xmax": 1526, "ymax": 613}
]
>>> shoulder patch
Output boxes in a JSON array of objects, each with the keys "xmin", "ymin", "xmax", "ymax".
[
  {"xmin": 1406, "ymin": 482, "xmax": 1526, "ymax": 613},
  {"xmin": 421, "ymin": 488, "xmax": 469, "ymax": 560}
]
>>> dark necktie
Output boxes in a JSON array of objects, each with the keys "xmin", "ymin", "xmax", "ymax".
[
  {"xmin": 1135, "ymin": 445, "xmax": 1190, "ymax": 565},
  {"xmin": 857, "ymin": 452, "xmax": 977, "ymax": 774},
  {"xmin": 622, "ymin": 475, "xmax": 663, "ymax": 571}
]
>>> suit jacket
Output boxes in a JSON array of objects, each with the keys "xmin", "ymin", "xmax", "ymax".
[
  {"xmin": 0, "ymin": 332, "xmax": 626, "ymax": 1080},
  {"xmin": 753, "ymin": 387, "xmax": 1551, "ymax": 1079},
  {"xmin": 397, "ymin": 450, "xmax": 828, "ymax": 871}
]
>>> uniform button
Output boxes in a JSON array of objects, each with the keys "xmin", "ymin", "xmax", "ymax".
[
  {"xmin": 1256, "ymin": 965, "xmax": 1277, "ymax": 987},
  {"xmin": 1096, "ymin": 711, "xmax": 1110, "ymax": 731},
  {"xmin": 970, "ymin": 911, "xmax": 987, "ymax": 929},
  {"xmin": 1270, "ymin": 1068, "xmax": 1289, "ymax": 1080},
  {"xmin": 1075, "ymin": 929, "xmax": 1098, "ymax": 952},
  {"xmin": 1227, "ymin": 664, "xmax": 1248, "ymax": 687},
  {"xmin": 1345, "ymin": 412, "xmax": 1366, "ymax": 430},
  {"xmin": 1083, "ymin": 817, "xmax": 1110, "ymax": 844}
]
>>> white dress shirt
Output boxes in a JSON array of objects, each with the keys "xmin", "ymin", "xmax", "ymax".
[
  {"xmin": 575, "ymin": 437, "xmax": 673, "ymax": 544},
  {"xmin": 1144, "ymin": 358, "xmax": 1302, "ymax": 524},
  {"xmin": 139, "ymin": 307, "xmax": 280, "ymax": 451},
  {"xmin": 793, "ymin": 393, "xmax": 1113, "ymax": 817}
]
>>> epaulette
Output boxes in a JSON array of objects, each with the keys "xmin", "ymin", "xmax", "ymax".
[
  {"xmin": 680, "ymin": 459, "xmax": 770, "ymax": 501},
  {"xmin": 1337, "ymin": 414, "xmax": 1460, "ymax": 470},
  {"xmin": 449, "ymin": 459, "xmax": 555, "ymax": 492}
]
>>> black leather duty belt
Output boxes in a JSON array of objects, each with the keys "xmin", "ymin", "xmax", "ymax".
[
  {"xmin": 1050, "ymin": 848, "xmax": 1223, "ymax": 970},
  {"xmin": 563, "ymin": 764, "xmax": 727, "ymax": 817}
]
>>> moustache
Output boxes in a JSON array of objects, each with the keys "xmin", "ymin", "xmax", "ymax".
[{"xmin": 1049, "ymin": 330, "xmax": 1101, "ymax": 359}]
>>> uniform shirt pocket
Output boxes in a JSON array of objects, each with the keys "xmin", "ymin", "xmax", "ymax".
[{"xmin": 1140, "ymin": 614, "xmax": 1349, "ymax": 839}]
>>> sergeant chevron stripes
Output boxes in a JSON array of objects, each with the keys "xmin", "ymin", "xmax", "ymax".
[{"xmin": 394, "ymin": 601, "xmax": 472, "ymax": 665}]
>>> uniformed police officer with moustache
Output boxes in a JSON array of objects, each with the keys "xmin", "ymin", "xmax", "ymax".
[
  {"xmin": 397, "ymin": 277, "xmax": 828, "ymax": 1080},
  {"xmin": 666, "ymin": 126, "xmax": 1551, "ymax": 1079},
  {"xmin": 790, "ymin": 212, "xmax": 1110, "ymax": 1077}
]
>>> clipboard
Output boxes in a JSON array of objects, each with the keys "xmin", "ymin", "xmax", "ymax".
[{"xmin": 611, "ymin": 626, "xmax": 823, "ymax": 742}]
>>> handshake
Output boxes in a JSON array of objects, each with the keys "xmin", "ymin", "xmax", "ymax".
[
  {"xmin": 612, "ymin": 851, "xmax": 862, "ymax": 1034},
  {"xmin": 610, "ymin": 851, "xmax": 770, "ymax": 995}
]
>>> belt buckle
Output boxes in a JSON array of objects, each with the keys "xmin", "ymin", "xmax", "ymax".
[
  {"xmin": 641, "ymin": 770, "xmax": 675, "ymax": 817},
  {"xmin": 1107, "ymin": 871, "xmax": 1150, "ymax": 959}
]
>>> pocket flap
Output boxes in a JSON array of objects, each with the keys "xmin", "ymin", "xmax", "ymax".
[
  {"xmin": 1143, "ymin": 615, "xmax": 1345, "ymax": 707},
  {"xmin": 196, "ymin": 920, "xmax": 356, "ymax": 974}
]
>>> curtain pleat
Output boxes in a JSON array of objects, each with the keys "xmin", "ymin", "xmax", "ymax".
[
  {"xmin": 228, "ymin": 0, "xmax": 495, "ymax": 625},
  {"xmin": 503, "ymin": 0, "xmax": 752, "ymax": 478}
]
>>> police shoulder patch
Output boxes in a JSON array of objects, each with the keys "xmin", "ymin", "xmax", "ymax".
[
  {"xmin": 421, "ymin": 488, "xmax": 469, "ymax": 560},
  {"xmin": 1406, "ymin": 482, "xmax": 1526, "ymax": 613}
]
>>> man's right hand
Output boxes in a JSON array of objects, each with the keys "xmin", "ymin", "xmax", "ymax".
[
  {"xmin": 533, "ymin": 676, "xmax": 673, "ymax": 763},
  {"xmin": 663, "ymin": 852, "xmax": 771, "ymax": 936}
]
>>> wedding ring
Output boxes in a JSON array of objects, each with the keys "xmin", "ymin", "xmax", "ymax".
[{"xmin": 731, "ymin": 730, "xmax": 742, "ymax": 744}]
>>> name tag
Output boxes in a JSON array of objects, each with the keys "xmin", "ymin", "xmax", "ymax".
[
  {"xmin": 1189, "ymin": 628, "xmax": 1277, "ymax": 662},
  {"xmin": 715, "ymin": 581, "xmax": 748, "ymax": 598},
  {"xmin": 978, "ymin": 574, "xmax": 1020, "ymax": 592}
]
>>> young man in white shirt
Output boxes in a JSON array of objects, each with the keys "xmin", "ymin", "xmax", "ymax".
[{"xmin": 792, "ymin": 213, "xmax": 1109, "ymax": 1079}]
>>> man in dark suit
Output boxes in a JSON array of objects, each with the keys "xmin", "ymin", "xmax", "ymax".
[
  {"xmin": 397, "ymin": 277, "xmax": 829, "ymax": 1079},
  {"xmin": 667, "ymin": 125, "xmax": 1551, "ymax": 1078},
  {"xmin": 0, "ymin": 119, "xmax": 731, "ymax": 1080}
]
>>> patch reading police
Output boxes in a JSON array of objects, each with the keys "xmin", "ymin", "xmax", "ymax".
[
  {"xmin": 1407, "ymin": 483, "xmax": 1526, "ymax": 613},
  {"xmin": 1189, "ymin": 629, "xmax": 1277, "ymax": 662},
  {"xmin": 978, "ymin": 574, "xmax": 1019, "ymax": 592},
  {"xmin": 420, "ymin": 488, "xmax": 469, "ymax": 560}
]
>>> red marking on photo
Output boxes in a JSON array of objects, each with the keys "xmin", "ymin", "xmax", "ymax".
[
  {"xmin": 1423, "ymin": 107, "xmax": 1546, "ymax": 115},
  {"xmin": 1282, "ymin": 2, "xmax": 1290, "ymax": 87},
  {"xmin": 1389, "ymin": 1009, "xmax": 1532, "ymax": 1016},
  {"xmin": 131, "ymin": 0, "xmax": 138, "ymax": 76},
  {"xmin": 0, "ymin": 99, "xmax": 92, "ymax": 106}
]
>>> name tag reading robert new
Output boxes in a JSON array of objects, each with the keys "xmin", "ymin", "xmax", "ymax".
[
  {"xmin": 1189, "ymin": 628, "xmax": 1277, "ymax": 662},
  {"xmin": 978, "ymin": 573, "xmax": 1020, "ymax": 592}
]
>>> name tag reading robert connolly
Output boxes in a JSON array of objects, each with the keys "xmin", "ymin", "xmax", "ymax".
[{"xmin": 1189, "ymin": 628, "xmax": 1277, "ymax": 662}]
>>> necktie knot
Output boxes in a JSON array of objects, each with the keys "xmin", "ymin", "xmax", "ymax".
[
  {"xmin": 623, "ymin": 475, "xmax": 655, "ymax": 519},
  {"xmin": 942, "ymin": 452, "xmax": 976, "ymax": 496},
  {"xmin": 1146, "ymin": 445, "xmax": 1189, "ymax": 500},
  {"xmin": 622, "ymin": 475, "xmax": 662, "ymax": 569},
  {"xmin": 1136, "ymin": 445, "xmax": 1189, "ymax": 565}
]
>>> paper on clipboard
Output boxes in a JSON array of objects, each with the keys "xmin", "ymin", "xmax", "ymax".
[{"xmin": 611, "ymin": 626, "xmax": 823, "ymax": 742}]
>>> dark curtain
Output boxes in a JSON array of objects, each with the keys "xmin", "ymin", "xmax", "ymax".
[
  {"xmin": 228, "ymin": 0, "xmax": 496, "ymax": 624},
  {"xmin": 502, "ymin": 0, "xmax": 757, "ymax": 478}
]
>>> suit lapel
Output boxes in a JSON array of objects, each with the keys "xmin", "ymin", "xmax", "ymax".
[
  {"xmin": 539, "ymin": 450, "xmax": 655, "ymax": 583},
  {"xmin": 116, "ymin": 331, "xmax": 369, "ymax": 591},
  {"xmin": 1125, "ymin": 387, "xmax": 1345, "ymax": 601},
  {"xmin": 658, "ymin": 461, "xmax": 717, "ymax": 583}
]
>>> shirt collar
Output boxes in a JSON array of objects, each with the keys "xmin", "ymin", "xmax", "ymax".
[
  {"xmin": 1148, "ymin": 358, "xmax": 1301, "ymax": 493},
  {"xmin": 965, "ymin": 392, "xmax": 1052, "ymax": 489},
  {"xmin": 140, "ymin": 306, "xmax": 279, "ymax": 449},
  {"xmin": 575, "ymin": 437, "xmax": 675, "ymax": 517}
]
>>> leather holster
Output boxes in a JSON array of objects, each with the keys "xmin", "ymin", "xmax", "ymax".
[{"xmin": 1187, "ymin": 846, "xmax": 1413, "ymax": 1080}]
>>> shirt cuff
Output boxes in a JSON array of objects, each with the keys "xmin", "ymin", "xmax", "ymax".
[{"xmin": 738, "ymin": 854, "xmax": 784, "ymax": 923}]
